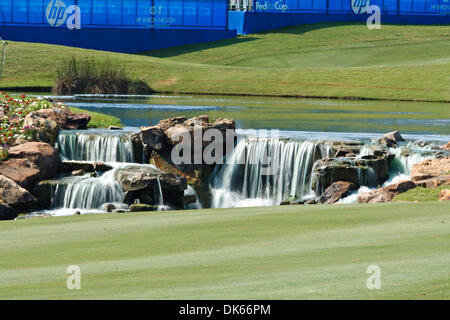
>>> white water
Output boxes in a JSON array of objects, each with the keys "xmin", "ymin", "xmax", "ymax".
[
  {"xmin": 30, "ymin": 128, "xmax": 445, "ymax": 215},
  {"xmin": 57, "ymin": 130, "xmax": 136, "ymax": 163},
  {"xmin": 212, "ymin": 137, "xmax": 332, "ymax": 208},
  {"xmin": 51, "ymin": 168, "xmax": 124, "ymax": 210}
]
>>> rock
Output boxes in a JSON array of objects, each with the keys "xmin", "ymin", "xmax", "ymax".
[
  {"xmin": 0, "ymin": 175, "xmax": 38, "ymax": 212},
  {"xmin": 358, "ymin": 180, "xmax": 416, "ymax": 203},
  {"xmin": 62, "ymin": 161, "xmax": 112, "ymax": 173},
  {"xmin": 32, "ymin": 180, "xmax": 57, "ymax": 209},
  {"xmin": 71, "ymin": 169, "xmax": 86, "ymax": 176},
  {"xmin": 141, "ymin": 115, "xmax": 236, "ymax": 208},
  {"xmin": 440, "ymin": 142, "xmax": 450, "ymax": 151},
  {"xmin": 115, "ymin": 165, "xmax": 187, "ymax": 209},
  {"xmin": 0, "ymin": 142, "xmax": 62, "ymax": 191},
  {"xmin": 0, "ymin": 204, "xmax": 16, "ymax": 220},
  {"xmin": 319, "ymin": 181, "xmax": 358, "ymax": 204},
  {"xmin": 0, "ymin": 159, "xmax": 41, "ymax": 190},
  {"xmin": 312, "ymin": 155, "xmax": 390, "ymax": 194},
  {"xmin": 378, "ymin": 130, "xmax": 405, "ymax": 147},
  {"xmin": 358, "ymin": 189, "xmax": 393, "ymax": 203},
  {"xmin": 184, "ymin": 194, "xmax": 197, "ymax": 206},
  {"xmin": 140, "ymin": 126, "xmax": 166, "ymax": 151},
  {"xmin": 37, "ymin": 107, "xmax": 90, "ymax": 130},
  {"xmin": 131, "ymin": 133, "xmax": 145, "ymax": 163},
  {"xmin": 8, "ymin": 142, "xmax": 62, "ymax": 177},
  {"xmin": 109, "ymin": 126, "xmax": 122, "ymax": 130},
  {"xmin": 439, "ymin": 189, "xmax": 450, "ymax": 202},
  {"xmin": 23, "ymin": 110, "xmax": 60, "ymax": 145},
  {"xmin": 129, "ymin": 204, "xmax": 158, "ymax": 212},
  {"xmin": 383, "ymin": 180, "xmax": 417, "ymax": 194},
  {"xmin": 103, "ymin": 203, "xmax": 116, "ymax": 213},
  {"xmin": 411, "ymin": 157, "xmax": 450, "ymax": 182},
  {"xmin": 74, "ymin": 211, "xmax": 81, "ymax": 216},
  {"xmin": 414, "ymin": 176, "xmax": 450, "ymax": 188}
]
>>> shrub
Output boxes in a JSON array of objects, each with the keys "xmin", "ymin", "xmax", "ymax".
[{"xmin": 52, "ymin": 57, "xmax": 153, "ymax": 95}]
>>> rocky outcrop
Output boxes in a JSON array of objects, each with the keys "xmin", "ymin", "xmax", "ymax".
[
  {"xmin": 35, "ymin": 107, "xmax": 91, "ymax": 130},
  {"xmin": 115, "ymin": 165, "xmax": 187, "ymax": 209},
  {"xmin": 358, "ymin": 180, "xmax": 416, "ymax": 203},
  {"xmin": 411, "ymin": 157, "xmax": 450, "ymax": 182},
  {"xmin": 319, "ymin": 181, "xmax": 358, "ymax": 204},
  {"xmin": 378, "ymin": 130, "xmax": 405, "ymax": 148},
  {"xmin": 0, "ymin": 175, "xmax": 38, "ymax": 213},
  {"xmin": 140, "ymin": 115, "xmax": 236, "ymax": 207},
  {"xmin": 0, "ymin": 142, "xmax": 62, "ymax": 191},
  {"xmin": 324, "ymin": 141, "xmax": 363, "ymax": 158},
  {"xmin": 439, "ymin": 189, "xmax": 450, "ymax": 202},
  {"xmin": 313, "ymin": 154, "xmax": 391, "ymax": 194}
]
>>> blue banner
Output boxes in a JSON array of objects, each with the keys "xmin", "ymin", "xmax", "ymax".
[
  {"xmin": 0, "ymin": 0, "xmax": 229, "ymax": 29},
  {"xmin": 251, "ymin": 0, "xmax": 449, "ymax": 14}
]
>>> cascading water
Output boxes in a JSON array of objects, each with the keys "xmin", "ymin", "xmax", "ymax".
[
  {"xmin": 39, "ymin": 130, "xmax": 141, "ymax": 216},
  {"xmin": 51, "ymin": 168, "xmax": 124, "ymax": 211},
  {"xmin": 57, "ymin": 130, "xmax": 136, "ymax": 163},
  {"xmin": 211, "ymin": 137, "xmax": 333, "ymax": 208}
]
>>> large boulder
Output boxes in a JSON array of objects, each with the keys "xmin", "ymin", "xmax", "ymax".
[
  {"xmin": 115, "ymin": 165, "xmax": 187, "ymax": 209},
  {"xmin": 312, "ymin": 155, "xmax": 391, "ymax": 194},
  {"xmin": 411, "ymin": 157, "xmax": 450, "ymax": 182},
  {"xmin": 378, "ymin": 130, "xmax": 405, "ymax": 148},
  {"xmin": 23, "ymin": 110, "xmax": 60, "ymax": 145},
  {"xmin": 140, "ymin": 115, "xmax": 236, "ymax": 208},
  {"xmin": 358, "ymin": 180, "xmax": 416, "ymax": 203},
  {"xmin": 319, "ymin": 181, "xmax": 358, "ymax": 204},
  {"xmin": 0, "ymin": 175, "xmax": 38, "ymax": 212},
  {"xmin": 0, "ymin": 204, "xmax": 16, "ymax": 220},
  {"xmin": 36, "ymin": 107, "xmax": 91, "ymax": 130},
  {"xmin": 0, "ymin": 142, "xmax": 62, "ymax": 191}
]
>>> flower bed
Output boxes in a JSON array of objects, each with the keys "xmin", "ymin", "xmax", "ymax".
[{"xmin": 0, "ymin": 92, "xmax": 55, "ymax": 161}]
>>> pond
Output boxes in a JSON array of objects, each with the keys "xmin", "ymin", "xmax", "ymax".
[{"xmin": 47, "ymin": 93, "xmax": 450, "ymax": 138}]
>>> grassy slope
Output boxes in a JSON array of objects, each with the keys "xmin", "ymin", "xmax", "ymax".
[
  {"xmin": 1, "ymin": 23, "xmax": 449, "ymax": 101},
  {"xmin": 0, "ymin": 202, "xmax": 449, "ymax": 300}
]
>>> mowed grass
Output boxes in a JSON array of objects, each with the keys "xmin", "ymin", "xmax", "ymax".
[
  {"xmin": 69, "ymin": 107, "xmax": 123, "ymax": 128},
  {"xmin": 395, "ymin": 186, "xmax": 450, "ymax": 202},
  {"xmin": 0, "ymin": 202, "xmax": 449, "ymax": 300},
  {"xmin": 1, "ymin": 23, "xmax": 449, "ymax": 101}
]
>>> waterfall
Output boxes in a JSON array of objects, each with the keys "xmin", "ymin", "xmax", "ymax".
[
  {"xmin": 51, "ymin": 169, "xmax": 124, "ymax": 210},
  {"xmin": 389, "ymin": 145, "xmax": 434, "ymax": 176},
  {"xmin": 212, "ymin": 138, "xmax": 332, "ymax": 208},
  {"xmin": 57, "ymin": 130, "xmax": 136, "ymax": 163},
  {"xmin": 185, "ymin": 185, "xmax": 203, "ymax": 210}
]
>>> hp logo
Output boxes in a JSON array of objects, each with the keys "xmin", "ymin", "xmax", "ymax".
[
  {"xmin": 351, "ymin": 0, "xmax": 370, "ymax": 14},
  {"xmin": 46, "ymin": 0, "xmax": 81, "ymax": 29}
]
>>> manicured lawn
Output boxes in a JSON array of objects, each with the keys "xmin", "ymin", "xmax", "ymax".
[
  {"xmin": 395, "ymin": 186, "xmax": 450, "ymax": 202},
  {"xmin": 1, "ymin": 23, "xmax": 449, "ymax": 101},
  {"xmin": 69, "ymin": 107, "xmax": 123, "ymax": 128},
  {"xmin": 0, "ymin": 202, "xmax": 448, "ymax": 299}
]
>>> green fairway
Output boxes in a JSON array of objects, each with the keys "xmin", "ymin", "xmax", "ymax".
[
  {"xmin": 1, "ymin": 23, "xmax": 449, "ymax": 101},
  {"xmin": 0, "ymin": 202, "xmax": 449, "ymax": 299}
]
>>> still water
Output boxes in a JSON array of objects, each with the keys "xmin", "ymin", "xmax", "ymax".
[{"xmin": 47, "ymin": 93, "xmax": 450, "ymax": 137}]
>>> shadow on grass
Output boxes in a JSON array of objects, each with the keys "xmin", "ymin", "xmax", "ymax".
[{"xmin": 137, "ymin": 36, "xmax": 259, "ymax": 58}]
